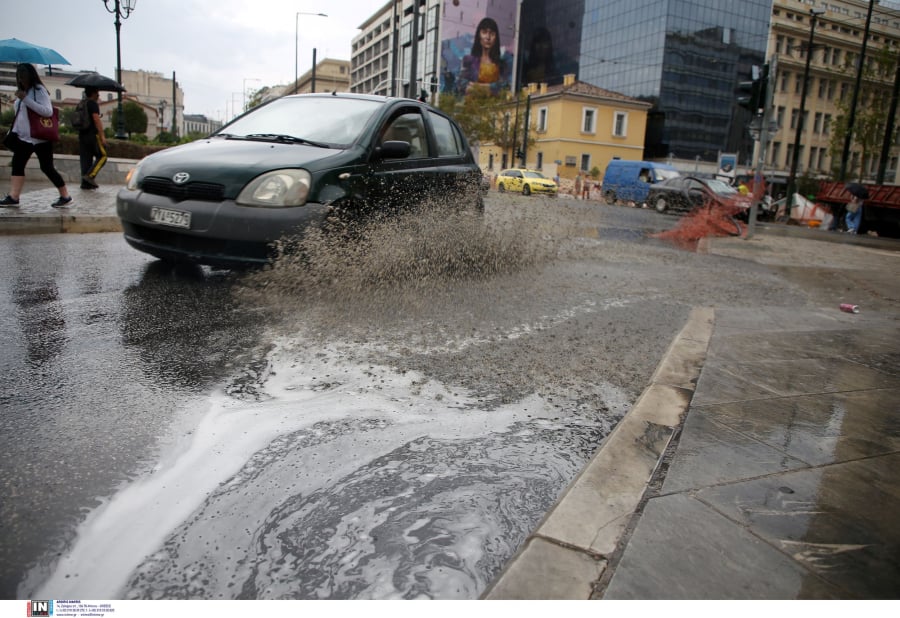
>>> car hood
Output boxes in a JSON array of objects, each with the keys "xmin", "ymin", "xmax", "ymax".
[{"xmin": 136, "ymin": 137, "xmax": 355, "ymax": 198}]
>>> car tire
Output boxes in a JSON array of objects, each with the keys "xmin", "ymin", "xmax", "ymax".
[
  {"xmin": 654, "ymin": 196, "xmax": 668, "ymax": 213},
  {"xmin": 498, "ymin": 183, "xmax": 506, "ymax": 193},
  {"xmin": 604, "ymin": 191, "xmax": 616, "ymax": 205},
  {"xmin": 523, "ymin": 184, "xmax": 531, "ymax": 196}
]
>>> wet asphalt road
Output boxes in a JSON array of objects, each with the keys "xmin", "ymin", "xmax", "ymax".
[{"xmin": 0, "ymin": 195, "xmax": 842, "ymax": 599}]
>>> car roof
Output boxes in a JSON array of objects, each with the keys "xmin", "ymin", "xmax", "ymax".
[{"xmin": 282, "ymin": 92, "xmax": 428, "ymax": 106}]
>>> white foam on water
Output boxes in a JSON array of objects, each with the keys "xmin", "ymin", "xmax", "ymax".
[{"xmin": 31, "ymin": 333, "xmax": 561, "ymax": 599}]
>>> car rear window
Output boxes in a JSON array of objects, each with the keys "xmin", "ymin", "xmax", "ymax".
[{"xmin": 429, "ymin": 111, "xmax": 464, "ymax": 157}]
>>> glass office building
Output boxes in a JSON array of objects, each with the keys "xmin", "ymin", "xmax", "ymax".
[{"xmin": 518, "ymin": 0, "xmax": 772, "ymax": 163}]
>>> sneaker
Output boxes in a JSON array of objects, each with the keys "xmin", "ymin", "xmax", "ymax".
[
  {"xmin": 82, "ymin": 174, "xmax": 99, "ymax": 188},
  {"xmin": 0, "ymin": 195, "xmax": 20, "ymax": 207},
  {"xmin": 80, "ymin": 183, "xmax": 97, "ymax": 190},
  {"xmin": 51, "ymin": 196, "xmax": 73, "ymax": 208}
]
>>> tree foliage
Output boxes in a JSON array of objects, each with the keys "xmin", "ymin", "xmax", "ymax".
[
  {"xmin": 436, "ymin": 87, "xmax": 535, "ymax": 156},
  {"xmin": 111, "ymin": 100, "xmax": 149, "ymax": 138},
  {"xmin": 828, "ymin": 46, "xmax": 898, "ymax": 181}
]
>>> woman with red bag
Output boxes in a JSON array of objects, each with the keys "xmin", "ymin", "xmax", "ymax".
[{"xmin": 1, "ymin": 63, "xmax": 72, "ymax": 208}]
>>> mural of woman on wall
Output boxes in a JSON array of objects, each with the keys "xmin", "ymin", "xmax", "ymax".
[{"xmin": 457, "ymin": 17, "xmax": 511, "ymax": 95}]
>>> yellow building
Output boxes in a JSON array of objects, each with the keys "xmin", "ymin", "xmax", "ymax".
[{"xmin": 480, "ymin": 74, "xmax": 652, "ymax": 183}]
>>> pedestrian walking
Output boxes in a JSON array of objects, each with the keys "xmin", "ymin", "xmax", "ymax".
[
  {"xmin": 0, "ymin": 63, "xmax": 72, "ymax": 208},
  {"xmin": 78, "ymin": 87, "xmax": 107, "ymax": 189}
]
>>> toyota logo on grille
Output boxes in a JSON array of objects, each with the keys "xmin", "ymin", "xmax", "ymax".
[{"xmin": 172, "ymin": 172, "xmax": 191, "ymax": 185}]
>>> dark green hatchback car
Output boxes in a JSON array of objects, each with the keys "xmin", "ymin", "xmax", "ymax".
[{"xmin": 116, "ymin": 93, "xmax": 483, "ymax": 268}]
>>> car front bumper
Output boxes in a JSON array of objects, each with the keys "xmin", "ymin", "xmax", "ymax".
[
  {"xmin": 530, "ymin": 185, "xmax": 558, "ymax": 195},
  {"xmin": 116, "ymin": 189, "xmax": 330, "ymax": 267}
]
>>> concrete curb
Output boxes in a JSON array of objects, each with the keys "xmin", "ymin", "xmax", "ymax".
[
  {"xmin": 482, "ymin": 307, "xmax": 715, "ymax": 599},
  {"xmin": 0, "ymin": 215, "xmax": 121, "ymax": 235}
]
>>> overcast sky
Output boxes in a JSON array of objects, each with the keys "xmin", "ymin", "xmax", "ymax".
[{"xmin": 7, "ymin": 0, "xmax": 386, "ymax": 121}]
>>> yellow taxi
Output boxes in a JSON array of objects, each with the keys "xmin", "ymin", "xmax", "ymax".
[{"xmin": 496, "ymin": 168, "xmax": 558, "ymax": 196}]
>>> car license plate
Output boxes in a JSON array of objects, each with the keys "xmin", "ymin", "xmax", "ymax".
[{"xmin": 150, "ymin": 207, "xmax": 191, "ymax": 229}]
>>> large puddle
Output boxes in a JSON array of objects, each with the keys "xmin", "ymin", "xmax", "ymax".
[{"xmin": 25, "ymin": 197, "xmax": 636, "ymax": 599}]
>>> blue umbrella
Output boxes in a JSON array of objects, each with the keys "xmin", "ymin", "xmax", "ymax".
[{"xmin": 0, "ymin": 38, "xmax": 70, "ymax": 66}]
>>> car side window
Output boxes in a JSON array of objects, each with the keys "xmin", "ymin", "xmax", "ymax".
[
  {"xmin": 429, "ymin": 111, "xmax": 463, "ymax": 157},
  {"xmin": 513, "ymin": 170, "xmax": 523, "ymax": 178},
  {"xmin": 380, "ymin": 112, "xmax": 429, "ymax": 159}
]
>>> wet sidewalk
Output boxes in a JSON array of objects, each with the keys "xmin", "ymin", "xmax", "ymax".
[
  {"xmin": 486, "ymin": 304, "xmax": 900, "ymax": 599},
  {"xmin": 0, "ymin": 185, "xmax": 122, "ymax": 234}
]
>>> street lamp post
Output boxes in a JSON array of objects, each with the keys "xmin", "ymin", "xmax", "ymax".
[
  {"xmin": 786, "ymin": 8, "xmax": 824, "ymax": 206},
  {"xmin": 295, "ymin": 11, "xmax": 328, "ymax": 94},
  {"xmin": 103, "ymin": 0, "xmax": 137, "ymax": 139},
  {"xmin": 839, "ymin": 0, "xmax": 876, "ymax": 181}
]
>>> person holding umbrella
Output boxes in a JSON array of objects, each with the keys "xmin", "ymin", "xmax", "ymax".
[
  {"xmin": 78, "ymin": 86, "xmax": 107, "ymax": 189},
  {"xmin": 0, "ymin": 63, "xmax": 72, "ymax": 208}
]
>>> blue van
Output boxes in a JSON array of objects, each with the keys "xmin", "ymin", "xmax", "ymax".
[{"xmin": 601, "ymin": 160, "xmax": 680, "ymax": 205}]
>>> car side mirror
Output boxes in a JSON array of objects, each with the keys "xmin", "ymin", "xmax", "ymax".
[{"xmin": 377, "ymin": 140, "xmax": 411, "ymax": 159}]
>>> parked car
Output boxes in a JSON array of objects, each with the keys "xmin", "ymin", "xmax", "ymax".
[
  {"xmin": 647, "ymin": 176, "xmax": 753, "ymax": 215},
  {"xmin": 495, "ymin": 169, "xmax": 558, "ymax": 196},
  {"xmin": 601, "ymin": 160, "xmax": 680, "ymax": 205},
  {"xmin": 116, "ymin": 93, "xmax": 483, "ymax": 268}
]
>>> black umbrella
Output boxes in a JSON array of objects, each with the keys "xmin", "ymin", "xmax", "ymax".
[
  {"xmin": 845, "ymin": 182, "xmax": 870, "ymax": 200},
  {"xmin": 65, "ymin": 72, "xmax": 126, "ymax": 92}
]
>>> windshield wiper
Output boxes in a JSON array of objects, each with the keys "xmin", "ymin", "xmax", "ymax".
[{"xmin": 244, "ymin": 133, "xmax": 330, "ymax": 148}]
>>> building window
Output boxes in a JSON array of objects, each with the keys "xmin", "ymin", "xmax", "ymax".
[
  {"xmin": 536, "ymin": 152, "xmax": 543, "ymax": 169},
  {"xmin": 814, "ymin": 112, "xmax": 823, "ymax": 133},
  {"xmin": 770, "ymin": 141, "xmax": 781, "ymax": 167},
  {"xmin": 582, "ymin": 108, "xmax": 596, "ymax": 134},
  {"xmin": 613, "ymin": 111, "xmax": 627, "ymax": 137},
  {"xmin": 488, "ymin": 153, "xmax": 494, "ymax": 170},
  {"xmin": 776, "ymin": 35, "xmax": 784, "ymax": 54},
  {"xmin": 794, "ymin": 73, "xmax": 803, "ymax": 93},
  {"xmin": 780, "ymin": 71, "xmax": 789, "ymax": 92},
  {"xmin": 808, "ymin": 146, "xmax": 818, "ymax": 170},
  {"xmin": 777, "ymin": 106, "xmax": 786, "ymax": 128},
  {"xmin": 790, "ymin": 108, "xmax": 799, "ymax": 130},
  {"xmin": 537, "ymin": 107, "xmax": 548, "ymax": 132},
  {"xmin": 818, "ymin": 148, "xmax": 827, "ymax": 170},
  {"xmin": 580, "ymin": 154, "xmax": 590, "ymax": 171}
]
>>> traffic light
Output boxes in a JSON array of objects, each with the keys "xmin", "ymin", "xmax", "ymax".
[{"xmin": 737, "ymin": 63, "xmax": 769, "ymax": 115}]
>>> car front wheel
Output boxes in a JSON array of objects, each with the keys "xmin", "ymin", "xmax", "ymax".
[
  {"xmin": 523, "ymin": 184, "xmax": 531, "ymax": 196},
  {"xmin": 654, "ymin": 196, "xmax": 668, "ymax": 213},
  {"xmin": 604, "ymin": 191, "xmax": 616, "ymax": 205}
]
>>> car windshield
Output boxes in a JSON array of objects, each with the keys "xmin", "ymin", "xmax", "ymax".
[
  {"xmin": 523, "ymin": 171, "xmax": 547, "ymax": 179},
  {"xmin": 216, "ymin": 96, "xmax": 383, "ymax": 147},
  {"xmin": 705, "ymin": 178, "xmax": 739, "ymax": 195}
]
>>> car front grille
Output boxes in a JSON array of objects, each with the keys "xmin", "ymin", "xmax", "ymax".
[{"xmin": 141, "ymin": 177, "xmax": 225, "ymax": 202}]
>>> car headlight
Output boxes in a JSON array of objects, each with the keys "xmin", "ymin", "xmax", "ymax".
[
  {"xmin": 237, "ymin": 169, "xmax": 311, "ymax": 207},
  {"xmin": 124, "ymin": 159, "xmax": 145, "ymax": 191}
]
